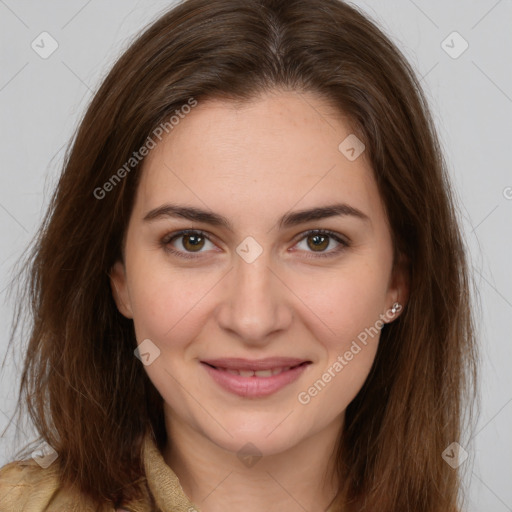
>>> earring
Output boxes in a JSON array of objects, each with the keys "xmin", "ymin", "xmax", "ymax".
[{"xmin": 391, "ymin": 302, "xmax": 402, "ymax": 315}]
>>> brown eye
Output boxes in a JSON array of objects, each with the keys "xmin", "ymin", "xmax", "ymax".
[
  {"xmin": 161, "ymin": 230, "xmax": 216, "ymax": 259},
  {"xmin": 180, "ymin": 233, "xmax": 206, "ymax": 252},
  {"xmin": 306, "ymin": 233, "xmax": 330, "ymax": 252},
  {"xmin": 294, "ymin": 229, "xmax": 349, "ymax": 259}
]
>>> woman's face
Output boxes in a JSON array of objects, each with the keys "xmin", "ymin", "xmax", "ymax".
[{"xmin": 110, "ymin": 89, "xmax": 406, "ymax": 456}]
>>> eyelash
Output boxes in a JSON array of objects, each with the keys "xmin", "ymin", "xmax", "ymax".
[{"xmin": 160, "ymin": 229, "xmax": 350, "ymax": 260}]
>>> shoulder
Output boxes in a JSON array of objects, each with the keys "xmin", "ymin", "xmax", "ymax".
[
  {"xmin": 0, "ymin": 459, "xmax": 107, "ymax": 512},
  {"xmin": 0, "ymin": 458, "xmax": 59, "ymax": 511}
]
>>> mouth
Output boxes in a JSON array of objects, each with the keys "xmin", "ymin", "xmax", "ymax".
[
  {"xmin": 201, "ymin": 361, "xmax": 309, "ymax": 377},
  {"xmin": 200, "ymin": 358, "xmax": 312, "ymax": 398}
]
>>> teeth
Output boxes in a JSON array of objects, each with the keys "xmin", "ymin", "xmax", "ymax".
[
  {"xmin": 254, "ymin": 369, "xmax": 272, "ymax": 377},
  {"xmin": 217, "ymin": 365, "xmax": 298, "ymax": 377}
]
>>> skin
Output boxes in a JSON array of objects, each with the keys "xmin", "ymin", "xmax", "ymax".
[{"xmin": 110, "ymin": 89, "xmax": 408, "ymax": 512}]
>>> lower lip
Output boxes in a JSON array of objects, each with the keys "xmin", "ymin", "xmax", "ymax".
[{"xmin": 201, "ymin": 362, "xmax": 310, "ymax": 398}]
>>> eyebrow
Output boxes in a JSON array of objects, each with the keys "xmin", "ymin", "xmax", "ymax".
[{"xmin": 143, "ymin": 202, "xmax": 370, "ymax": 230}]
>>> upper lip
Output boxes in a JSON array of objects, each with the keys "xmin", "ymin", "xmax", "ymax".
[{"xmin": 200, "ymin": 357, "xmax": 311, "ymax": 371}]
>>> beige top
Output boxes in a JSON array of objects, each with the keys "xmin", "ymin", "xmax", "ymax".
[
  {"xmin": 0, "ymin": 433, "xmax": 199, "ymax": 511},
  {"xmin": 0, "ymin": 432, "xmax": 337, "ymax": 511}
]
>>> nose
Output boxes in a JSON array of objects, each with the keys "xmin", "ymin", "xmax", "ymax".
[{"xmin": 215, "ymin": 250, "xmax": 293, "ymax": 345}]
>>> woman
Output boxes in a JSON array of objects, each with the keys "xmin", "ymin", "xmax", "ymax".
[{"xmin": 0, "ymin": 0, "xmax": 477, "ymax": 510}]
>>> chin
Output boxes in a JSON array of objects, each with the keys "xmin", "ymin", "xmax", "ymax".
[{"xmin": 199, "ymin": 414, "xmax": 311, "ymax": 457}]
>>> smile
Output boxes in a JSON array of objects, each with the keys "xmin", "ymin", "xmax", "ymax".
[
  {"xmin": 206, "ymin": 363, "xmax": 305, "ymax": 377},
  {"xmin": 200, "ymin": 360, "xmax": 311, "ymax": 398}
]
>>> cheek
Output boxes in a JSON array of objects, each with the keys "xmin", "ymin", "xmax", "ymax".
[
  {"xmin": 290, "ymin": 261, "xmax": 388, "ymax": 402},
  {"xmin": 291, "ymin": 262, "xmax": 389, "ymax": 343},
  {"xmin": 125, "ymin": 254, "xmax": 209, "ymax": 345},
  {"xmin": 295, "ymin": 273, "xmax": 383, "ymax": 412}
]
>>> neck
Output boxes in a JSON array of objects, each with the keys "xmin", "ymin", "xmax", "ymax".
[{"xmin": 162, "ymin": 412, "xmax": 342, "ymax": 512}]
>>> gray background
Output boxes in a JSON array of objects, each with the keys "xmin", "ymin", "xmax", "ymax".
[{"xmin": 0, "ymin": 1, "xmax": 511, "ymax": 510}]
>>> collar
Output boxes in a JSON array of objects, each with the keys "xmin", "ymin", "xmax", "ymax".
[
  {"xmin": 125, "ymin": 432, "xmax": 337, "ymax": 512},
  {"xmin": 135, "ymin": 432, "xmax": 201, "ymax": 512}
]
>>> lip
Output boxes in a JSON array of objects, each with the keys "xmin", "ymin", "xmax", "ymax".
[
  {"xmin": 200, "ymin": 358, "xmax": 312, "ymax": 398},
  {"xmin": 200, "ymin": 357, "xmax": 309, "ymax": 371}
]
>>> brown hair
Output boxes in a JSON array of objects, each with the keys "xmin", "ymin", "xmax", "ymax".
[{"xmin": 3, "ymin": 0, "xmax": 477, "ymax": 510}]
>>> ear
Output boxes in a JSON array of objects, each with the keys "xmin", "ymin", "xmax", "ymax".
[
  {"xmin": 109, "ymin": 260, "xmax": 133, "ymax": 319},
  {"xmin": 385, "ymin": 251, "xmax": 409, "ymax": 322}
]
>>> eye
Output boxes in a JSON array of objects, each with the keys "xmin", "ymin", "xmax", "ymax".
[
  {"xmin": 160, "ymin": 229, "xmax": 349, "ymax": 260},
  {"xmin": 292, "ymin": 229, "xmax": 349, "ymax": 259},
  {"xmin": 161, "ymin": 230, "xmax": 216, "ymax": 259}
]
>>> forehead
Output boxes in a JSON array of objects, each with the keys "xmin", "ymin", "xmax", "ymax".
[{"xmin": 134, "ymin": 90, "xmax": 385, "ymax": 225}]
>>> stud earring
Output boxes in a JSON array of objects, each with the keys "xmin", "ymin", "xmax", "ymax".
[{"xmin": 391, "ymin": 302, "xmax": 402, "ymax": 315}]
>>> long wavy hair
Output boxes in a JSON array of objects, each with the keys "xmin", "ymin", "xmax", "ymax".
[{"xmin": 3, "ymin": 0, "xmax": 478, "ymax": 510}]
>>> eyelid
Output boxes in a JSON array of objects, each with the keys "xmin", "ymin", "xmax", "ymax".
[
  {"xmin": 160, "ymin": 229, "xmax": 219, "ymax": 260},
  {"xmin": 161, "ymin": 228, "xmax": 350, "ymax": 259},
  {"xmin": 290, "ymin": 228, "xmax": 350, "ymax": 246},
  {"xmin": 289, "ymin": 229, "xmax": 350, "ymax": 259}
]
